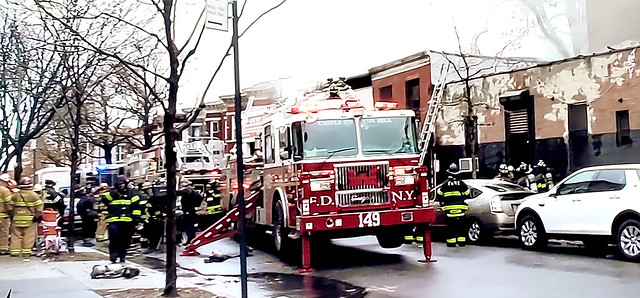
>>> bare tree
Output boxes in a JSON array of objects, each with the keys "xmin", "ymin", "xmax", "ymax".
[
  {"xmin": 81, "ymin": 82, "xmax": 136, "ymax": 164},
  {"xmin": 0, "ymin": 11, "xmax": 64, "ymax": 178}
]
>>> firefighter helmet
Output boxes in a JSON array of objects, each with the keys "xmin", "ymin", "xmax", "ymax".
[
  {"xmin": 33, "ymin": 184, "xmax": 43, "ymax": 192},
  {"xmin": 99, "ymin": 183, "xmax": 109, "ymax": 190},
  {"xmin": 8, "ymin": 180, "xmax": 17, "ymax": 191},
  {"xmin": 141, "ymin": 182, "xmax": 152, "ymax": 190},
  {"xmin": 0, "ymin": 173, "xmax": 10, "ymax": 182},
  {"xmin": 18, "ymin": 177, "xmax": 33, "ymax": 189},
  {"xmin": 115, "ymin": 175, "xmax": 127, "ymax": 185},
  {"xmin": 446, "ymin": 163, "xmax": 459, "ymax": 175}
]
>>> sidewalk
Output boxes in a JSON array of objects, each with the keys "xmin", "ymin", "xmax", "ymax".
[{"xmin": 0, "ymin": 246, "xmax": 216, "ymax": 298}]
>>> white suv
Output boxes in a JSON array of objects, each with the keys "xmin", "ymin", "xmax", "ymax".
[{"xmin": 515, "ymin": 164, "xmax": 640, "ymax": 260}]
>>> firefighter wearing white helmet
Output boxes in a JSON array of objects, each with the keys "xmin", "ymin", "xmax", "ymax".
[
  {"xmin": 436, "ymin": 163, "xmax": 470, "ymax": 247},
  {"xmin": 0, "ymin": 173, "xmax": 12, "ymax": 254},
  {"xmin": 6, "ymin": 177, "xmax": 44, "ymax": 258}
]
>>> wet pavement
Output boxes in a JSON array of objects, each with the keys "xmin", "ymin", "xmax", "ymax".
[{"xmin": 130, "ymin": 232, "xmax": 640, "ymax": 298}]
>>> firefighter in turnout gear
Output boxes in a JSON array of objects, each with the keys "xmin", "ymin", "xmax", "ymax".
[
  {"xmin": 102, "ymin": 176, "xmax": 143, "ymax": 263},
  {"xmin": 437, "ymin": 163, "xmax": 470, "ymax": 247},
  {"xmin": 7, "ymin": 177, "xmax": 44, "ymax": 258},
  {"xmin": 141, "ymin": 182, "xmax": 166, "ymax": 253},
  {"xmin": 0, "ymin": 173, "xmax": 12, "ymax": 255},
  {"xmin": 94, "ymin": 183, "xmax": 110, "ymax": 242},
  {"xmin": 43, "ymin": 180, "xmax": 66, "ymax": 216},
  {"xmin": 532, "ymin": 160, "xmax": 554, "ymax": 193}
]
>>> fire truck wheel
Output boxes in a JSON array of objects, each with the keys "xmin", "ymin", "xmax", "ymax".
[
  {"xmin": 273, "ymin": 200, "xmax": 289, "ymax": 254},
  {"xmin": 376, "ymin": 234, "xmax": 404, "ymax": 249}
]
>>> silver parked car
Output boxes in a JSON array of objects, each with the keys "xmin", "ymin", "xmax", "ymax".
[{"xmin": 434, "ymin": 179, "xmax": 534, "ymax": 244}]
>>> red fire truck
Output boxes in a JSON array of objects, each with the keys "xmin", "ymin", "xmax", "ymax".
[{"xmin": 183, "ymin": 92, "xmax": 437, "ymax": 270}]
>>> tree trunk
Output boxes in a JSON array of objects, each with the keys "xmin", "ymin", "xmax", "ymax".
[
  {"xmin": 162, "ymin": 89, "xmax": 179, "ymax": 297},
  {"xmin": 13, "ymin": 146, "xmax": 23, "ymax": 180},
  {"xmin": 143, "ymin": 125, "xmax": 153, "ymax": 150},
  {"xmin": 103, "ymin": 144, "xmax": 113, "ymax": 164}
]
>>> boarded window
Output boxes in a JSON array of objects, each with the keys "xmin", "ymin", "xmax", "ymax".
[
  {"xmin": 405, "ymin": 79, "xmax": 420, "ymax": 110},
  {"xmin": 380, "ymin": 85, "xmax": 393, "ymax": 101},
  {"xmin": 616, "ymin": 110, "xmax": 632, "ymax": 147}
]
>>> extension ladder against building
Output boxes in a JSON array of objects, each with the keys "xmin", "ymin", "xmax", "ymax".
[{"xmin": 418, "ymin": 63, "xmax": 450, "ymax": 166}]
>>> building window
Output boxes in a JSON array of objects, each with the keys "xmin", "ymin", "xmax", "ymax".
[
  {"xmin": 380, "ymin": 85, "xmax": 393, "ymax": 101},
  {"xmin": 616, "ymin": 110, "xmax": 632, "ymax": 146},
  {"xmin": 211, "ymin": 122, "xmax": 219, "ymax": 133},
  {"xmin": 405, "ymin": 78, "xmax": 420, "ymax": 110}
]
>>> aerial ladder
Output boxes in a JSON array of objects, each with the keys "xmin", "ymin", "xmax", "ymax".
[{"xmin": 418, "ymin": 62, "xmax": 450, "ymax": 166}]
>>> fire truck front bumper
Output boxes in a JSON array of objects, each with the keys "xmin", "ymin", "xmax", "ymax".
[{"xmin": 297, "ymin": 207, "xmax": 436, "ymax": 233}]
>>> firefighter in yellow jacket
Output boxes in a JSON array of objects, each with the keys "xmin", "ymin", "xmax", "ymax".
[
  {"xmin": 0, "ymin": 173, "xmax": 12, "ymax": 255},
  {"xmin": 6, "ymin": 177, "xmax": 44, "ymax": 258}
]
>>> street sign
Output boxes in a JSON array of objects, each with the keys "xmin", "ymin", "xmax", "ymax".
[{"xmin": 206, "ymin": 0, "xmax": 228, "ymax": 31}]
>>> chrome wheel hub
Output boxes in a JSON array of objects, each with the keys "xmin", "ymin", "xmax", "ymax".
[
  {"xmin": 520, "ymin": 220, "xmax": 537, "ymax": 247},
  {"xmin": 620, "ymin": 225, "xmax": 640, "ymax": 257},
  {"xmin": 468, "ymin": 222, "xmax": 481, "ymax": 241}
]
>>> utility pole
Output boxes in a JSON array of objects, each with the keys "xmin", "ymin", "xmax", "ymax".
[{"xmin": 231, "ymin": 1, "xmax": 248, "ymax": 297}]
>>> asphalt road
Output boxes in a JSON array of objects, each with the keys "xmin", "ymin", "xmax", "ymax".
[{"xmin": 164, "ymin": 233, "xmax": 640, "ymax": 298}]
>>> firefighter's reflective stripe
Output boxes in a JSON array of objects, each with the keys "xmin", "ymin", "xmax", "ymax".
[
  {"xmin": 13, "ymin": 215, "xmax": 34, "ymax": 221},
  {"xmin": 21, "ymin": 249, "xmax": 31, "ymax": 255},
  {"xmin": 132, "ymin": 210, "xmax": 142, "ymax": 216},
  {"xmin": 441, "ymin": 205, "xmax": 469, "ymax": 211},
  {"xmin": 106, "ymin": 216, "xmax": 133, "ymax": 223},
  {"xmin": 446, "ymin": 238, "xmax": 457, "ymax": 243},
  {"xmin": 537, "ymin": 183, "xmax": 547, "ymax": 188},
  {"xmin": 105, "ymin": 193, "xmax": 113, "ymax": 201},
  {"xmin": 13, "ymin": 201, "xmax": 41, "ymax": 207},
  {"xmin": 404, "ymin": 235, "xmax": 414, "ymax": 241},
  {"xmin": 111, "ymin": 200, "xmax": 132, "ymax": 205},
  {"xmin": 207, "ymin": 205, "xmax": 221, "ymax": 214},
  {"xmin": 446, "ymin": 213, "xmax": 465, "ymax": 218},
  {"xmin": 457, "ymin": 237, "xmax": 466, "ymax": 242},
  {"xmin": 439, "ymin": 190, "xmax": 471, "ymax": 197},
  {"xmin": 0, "ymin": 213, "xmax": 7, "ymax": 218},
  {"xmin": 11, "ymin": 249, "xmax": 21, "ymax": 256},
  {"xmin": 131, "ymin": 196, "xmax": 140, "ymax": 203},
  {"xmin": 416, "ymin": 236, "xmax": 424, "ymax": 242}
]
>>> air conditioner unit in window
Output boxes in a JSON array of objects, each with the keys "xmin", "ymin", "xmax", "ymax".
[{"xmin": 459, "ymin": 158, "xmax": 473, "ymax": 172}]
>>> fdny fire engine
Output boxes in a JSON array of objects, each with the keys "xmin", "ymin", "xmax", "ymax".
[{"xmin": 183, "ymin": 86, "xmax": 437, "ymax": 270}]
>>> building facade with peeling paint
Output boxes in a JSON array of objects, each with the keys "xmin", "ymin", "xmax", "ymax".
[{"xmin": 435, "ymin": 46, "xmax": 640, "ymax": 181}]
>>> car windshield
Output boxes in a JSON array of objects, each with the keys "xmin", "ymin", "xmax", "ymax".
[
  {"xmin": 360, "ymin": 117, "xmax": 419, "ymax": 155},
  {"xmin": 293, "ymin": 119, "xmax": 358, "ymax": 159}
]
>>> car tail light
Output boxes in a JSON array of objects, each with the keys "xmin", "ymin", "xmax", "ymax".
[{"xmin": 490, "ymin": 196, "xmax": 503, "ymax": 213}]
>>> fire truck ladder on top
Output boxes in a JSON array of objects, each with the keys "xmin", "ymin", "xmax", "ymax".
[
  {"xmin": 418, "ymin": 63, "xmax": 450, "ymax": 166},
  {"xmin": 181, "ymin": 182, "xmax": 262, "ymax": 256}
]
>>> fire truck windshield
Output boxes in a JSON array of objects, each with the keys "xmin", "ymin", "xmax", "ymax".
[
  {"xmin": 361, "ymin": 117, "xmax": 419, "ymax": 155},
  {"xmin": 292, "ymin": 119, "xmax": 358, "ymax": 159}
]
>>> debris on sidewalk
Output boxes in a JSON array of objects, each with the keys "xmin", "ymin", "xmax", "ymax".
[
  {"xmin": 90, "ymin": 264, "xmax": 141, "ymax": 279},
  {"xmin": 203, "ymin": 249, "xmax": 252, "ymax": 263}
]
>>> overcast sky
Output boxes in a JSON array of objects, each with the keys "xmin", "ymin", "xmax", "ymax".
[{"xmin": 176, "ymin": 0, "xmax": 571, "ymax": 110}]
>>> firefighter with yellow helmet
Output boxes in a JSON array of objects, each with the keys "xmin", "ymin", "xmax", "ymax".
[
  {"xmin": 0, "ymin": 173, "xmax": 12, "ymax": 255},
  {"xmin": 6, "ymin": 177, "xmax": 44, "ymax": 258}
]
